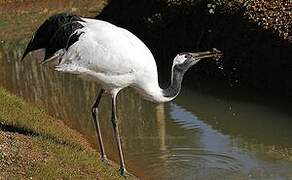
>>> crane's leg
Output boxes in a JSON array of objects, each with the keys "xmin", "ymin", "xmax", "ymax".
[
  {"xmin": 111, "ymin": 94, "xmax": 127, "ymax": 176},
  {"xmin": 91, "ymin": 89, "xmax": 108, "ymax": 162}
]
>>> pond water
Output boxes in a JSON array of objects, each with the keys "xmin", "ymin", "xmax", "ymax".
[{"xmin": 1, "ymin": 1, "xmax": 292, "ymax": 179}]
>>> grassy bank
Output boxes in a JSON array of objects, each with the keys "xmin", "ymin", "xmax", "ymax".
[{"xmin": 0, "ymin": 87, "xmax": 128, "ymax": 179}]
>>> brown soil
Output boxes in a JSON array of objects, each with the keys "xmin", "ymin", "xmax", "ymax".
[{"xmin": 0, "ymin": 131, "xmax": 41, "ymax": 178}]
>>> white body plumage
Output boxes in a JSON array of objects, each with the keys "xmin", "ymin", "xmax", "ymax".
[{"xmin": 54, "ymin": 18, "xmax": 167, "ymax": 102}]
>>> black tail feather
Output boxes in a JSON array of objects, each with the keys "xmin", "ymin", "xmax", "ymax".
[
  {"xmin": 44, "ymin": 21, "xmax": 84, "ymax": 60},
  {"xmin": 21, "ymin": 13, "xmax": 84, "ymax": 61}
]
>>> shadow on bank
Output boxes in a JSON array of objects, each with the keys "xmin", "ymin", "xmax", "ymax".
[{"xmin": 96, "ymin": 0, "xmax": 292, "ymax": 102}]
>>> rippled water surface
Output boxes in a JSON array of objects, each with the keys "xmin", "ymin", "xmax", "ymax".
[{"xmin": 1, "ymin": 1, "xmax": 292, "ymax": 179}]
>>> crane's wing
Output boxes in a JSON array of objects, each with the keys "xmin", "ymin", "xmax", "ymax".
[{"xmin": 55, "ymin": 18, "xmax": 156, "ymax": 76}]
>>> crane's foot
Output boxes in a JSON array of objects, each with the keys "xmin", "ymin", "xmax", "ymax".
[
  {"xmin": 119, "ymin": 167, "xmax": 127, "ymax": 176},
  {"xmin": 101, "ymin": 155, "xmax": 110, "ymax": 165}
]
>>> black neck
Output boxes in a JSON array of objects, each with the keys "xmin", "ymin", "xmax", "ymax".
[{"xmin": 162, "ymin": 67, "xmax": 185, "ymax": 99}]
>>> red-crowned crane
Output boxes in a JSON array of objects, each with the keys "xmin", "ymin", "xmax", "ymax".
[{"xmin": 21, "ymin": 13, "xmax": 222, "ymax": 176}]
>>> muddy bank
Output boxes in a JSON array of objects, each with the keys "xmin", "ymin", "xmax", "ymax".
[{"xmin": 97, "ymin": 0, "xmax": 292, "ymax": 101}]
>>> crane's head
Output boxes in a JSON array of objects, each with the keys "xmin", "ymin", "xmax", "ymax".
[{"xmin": 173, "ymin": 48, "xmax": 223, "ymax": 72}]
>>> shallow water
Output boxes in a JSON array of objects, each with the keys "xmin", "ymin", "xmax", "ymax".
[{"xmin": 1, "ymin": 1, "xmax": 292, "ymax": 179}]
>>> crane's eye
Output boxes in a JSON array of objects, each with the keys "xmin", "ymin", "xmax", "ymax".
[{"xmin": 184, "ymin": 54, "xmax": 191, "ymax": 59}]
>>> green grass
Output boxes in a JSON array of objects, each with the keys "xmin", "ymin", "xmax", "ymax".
[
  {"xmin": 0, "ymin": 87, "xmax": 131, "ymax": 179},
  {"xmin": 0, "ymin": 20, "xmax": 8, "ymax": 28}
]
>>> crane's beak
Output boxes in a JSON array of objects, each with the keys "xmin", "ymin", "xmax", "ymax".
[{"xmin": 189, "ymin": 48, "xmax": 223, "ymax": 61}]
